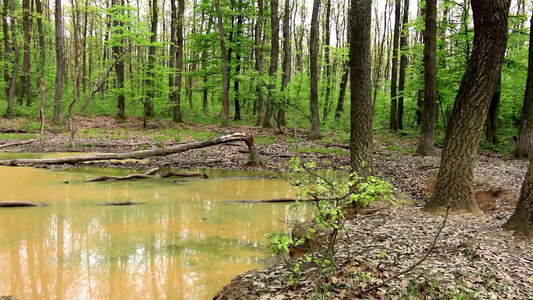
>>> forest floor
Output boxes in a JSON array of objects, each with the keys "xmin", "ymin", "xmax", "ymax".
[{"xmin": 1, "ymin": 116, "xmax": 532, "ymax": 298}]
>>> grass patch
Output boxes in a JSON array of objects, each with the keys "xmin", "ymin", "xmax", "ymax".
[
  {"xmin": 256, "ymin": 135, "xmax": 277, "ymax": 145},
  {"xmin": 385, "ymin": 145, "xmax": 413, "ymax": 156},
  {"xmin": 180, "ymin": 129, "xmax": 217, "ymax": 141},
  {"xmin": 0, "ymin": 133, "xmax": 37, "ymax": 140},
  {"xmin": 291, "ymin": 146, "xmax": 348, "ymax": 155}
]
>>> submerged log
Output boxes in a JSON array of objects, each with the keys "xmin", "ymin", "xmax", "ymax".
[
  {"xmin": 0, "ymin": 201, "xmax": 44, "ymax": 207},
  {"xmin": 226, "ymin": 197, "xmax": 329, "ymax": 203},
  {"xmin": 0, "ymin": 132, "xmax": 262, "ymax": 166},
  {"xmin": 85, "ymin": 169, "xmax": 208, "ymax": 182},
  {"xmin": 106, "ymin": 201, "xmax": 144, "ymax": 206},
  {"xmin": 85, "ymin": 174, "xmax": 154, "ymax": 182}
]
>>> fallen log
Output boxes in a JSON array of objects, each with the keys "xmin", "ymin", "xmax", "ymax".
[
  {"xmin": 85, "ymin": 174, "xmax": 154, "ymax": 182},
  {"xmin": 225, "ymin": 197, "xmax": 329, "ymax": 203},
  {"xmin": 85, "ymin": 168, "xmax": 208, "ymax": 182},
  {"xmin": 105, "ymin": 201, "xmax": 144, "ymax": 206},
  {"xmin": 0, "ymin": 140, "xmax": 36, "ymax": 149},
  {"xmin": 0, "ymin": 132, "xmax": 262, "ymax": 167},
  {"xmin": 0, "ymin": 200, "xmax": 44, "ymax": 207},
  {"xmin": 159, "ymin": 171, "xmax": 208, "ymax": 178}
]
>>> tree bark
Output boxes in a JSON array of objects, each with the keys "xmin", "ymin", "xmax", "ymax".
[
  {"xmin": 309, "ymin": 0, "xmax": 321, "ymax": 139},
  {"xmin": 0, "ymin": 132, "xmax": 262, "ymax": 166},
  {"xmin": 415, "ymin": 0, "xmax": 437, "ymax": 156},
  {"xmin": 515, "ymin": 14, "xmax": 533, "ymax": 159},
  {"xmin": 279, "ymin": 0, "xmax": 291, "ymax": 127},
  {"xmin": 112, "ymin": 0, "xmax": 126, "ymax": 121},
  {"xmin": 425, "ymin": 0, "xmax": 510, "ymax": 215},
  {"xmin": 504, "ymin": 157, "xmax": 533, "ymax": 237},
  {"xmin": 486, "ymin": 75, "xmax": 501, "ymax": 144},
  {"xmin": 2, "ymin": 0, "xmax": 9, "ymax": 99},
  {"xmin": 35, "ymin": 0, "xmax": 46, "ymax": 80},
  {"xmin": 334, "ymin": 62, "xmax": 349, "ymax": 120},
  {"xmin": 53, "ymin": 0, "xmax": 64, "ymax": 122},
  {"xmin": 254, "ymin": 0, "xmax": 264, "ymax": 126},
  {"xmin": 397, "ymin": 0, "xmax": 409, "ymax": 131},
  {"xmin": 173, "ymin": 0, "xmax": 184, "ymax": 123},
  {"xmin": 263, "ymin": 0, "xmax": 279, "ymax": 128},
  {"xmin": 19, "ymin": 0, "xmax": 31, "ymax": 106},
  {"xmin": 322, "ymin": 0, "xmax": 332, "ymax": 122},
  {"xmin": 233, "ymin": 8, "xmax": 243, "ymax": 121},
  {"xmin": 389, "ymin": 0, "xmax": 401, "ymax": 131},
  {"xmin": 349, "ymin": 0, "xmax": 373, "ymax": 178},
  {"xmin": 215, "ymin": 0, "xmax": 229, "ymax": 127},
  {"xmin": 6, "ymin": 0, "xmax": 18, "ymax": 118},
  {"xmin": 145, "ymin": 0, "xmax": 158, "ymax": 118}
]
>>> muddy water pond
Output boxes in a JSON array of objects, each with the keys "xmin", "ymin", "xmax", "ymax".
[{"xmin": 0, "ymin": 163, "xmax": 311, "ymax": 299}]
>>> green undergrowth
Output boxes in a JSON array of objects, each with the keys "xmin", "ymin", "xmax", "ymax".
[
  {"xmin": 291, "ymin": 146, "xmax": 348, "ymax": 155},
  {"xmin": 0, "ymin": 133, "xmax": 37, "ymax": 140}
]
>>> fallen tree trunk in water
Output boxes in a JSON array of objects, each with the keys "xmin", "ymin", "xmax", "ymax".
[
  {"xmin": 0, "ymin": 200, "xmax": 44, "ymax": 207},
  {"xmin": 0, "ymin": 132, "xmax": 262, "ymax": 166},
  {"xmin": 226, "ymin": 197, "xmax": 330, "ymax": 203},
  {"xmin": 85, "ymin": 170, "xmax": 207, "ymax": 182}
]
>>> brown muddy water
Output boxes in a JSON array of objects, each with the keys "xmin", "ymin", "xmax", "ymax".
[{"xmin": 0, "ymin": 162, "xmax": 311, "ymax": 299}]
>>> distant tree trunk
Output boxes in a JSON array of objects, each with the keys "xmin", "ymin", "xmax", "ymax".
[
  {"xmin": 416, "ymin": 89, "xmax": 423, "ymax": 125},
  {"xmin": 35, "ymin": 0, "xmax": 45, "ymax": 80},
  {"xmin": 113, "ymin": 0, "xmax": 126, "ymax": 121},
  {"xmin": 425, "ymin": 0, "xmax": 510, "ymax": 215},
  {"xmin": 397, "ymin": 0, "xmax": 409, "ymax": 130},
  {"xmin": 263, "ymin": 0, "xmax": 279, "ymax": 128},
  {"xmin": 486, "ymin": 75, "xmax": 501, "ymax": 144},
  {"xmin": 169, "ymin": 0, "xmax": 177, "ymax": 118},
  {"xmin": 334, "ymin": 62, "xmax": 349, "ymax": 120},
  {"xmin": 309, "ymin": 0, "xmax": 321, "ymax": 139},
  {"xmin": 504, "ymin": 157, "xmax": 533, "ymax": 237},
  {"xmin": 322, "ymin": 0, "xmax": 332, "ymax": 122},
  {"xmin": 6, "ymin": 0, "xmax": 18, "ymax": 118},
  {"xmin": 233, "ymin": 10, "xmax": 243, "ymax": 121},
  {"xmin": 145, "ymin": 0, "xmax": 157, "ymax": 119},
  {"xmin": 173, "ymin": 0, "xmax": 184, "ymax": 122},
  {"xmin": 415, "ymin": 0, "xmax": 437, "ymax": 156},
  {"xmin": 389, "ymin": 0, "xmax": 401, "ymax": 131},
  {"xmin": 254, "ymin": 0, "xmax": 264, "ymax": 126},
  {"xmin": 372, "ymin": 0, "xmax": 388, "ymax": 106},
  {"xmin": 349, "ymin": 0, "xmax": 373, "ymax": 178},
  {"xmin": 215, "ymin": 0, "xmax": 229, "ymax": 127},
  {"xmin": 19, "ymin": 0, "xmax": 31, "ymax": 106},
  {"xmin": 2, "ymin": 0, "xmax": 9, "ymax": 99},
  {"xmin": 278, "ymin": 0, "xmax": 291, "ymax": 127},
  {"xmin": 53, "ymin": 0, "xmax": 65, "ymax": 122},
  {"xmin": 515, "ymin": 14, "xmax": 533, "ymax": 159}
]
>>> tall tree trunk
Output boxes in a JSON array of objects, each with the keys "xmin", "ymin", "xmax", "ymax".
[
  {"xmin": 2, "ymin": 0, "xmax": 11, "ymax": 104},
  {"xmin": 309, "ymin": 0, "xmax": 321, "ymax": 139},
  {"xmin": 35, "ymin": 0, "xmax": 46, "ymax": 80},
  {"xmin": 53, "ymin": 0, "xmax": 64, "ymax": 122},
  {"xmin": 278, "ymin": 0, "xmax": 291, "ymax": 127},
  {"xmin": 6, "ymin": 0, "xmax": 19, "ymax": 118},
  {"xmin": 349, "ymin": 0, "xmax": 373, "ymax": 178},
  {"xmin": 233, "ymin": 8, "xmax": 243, "ymax": 121},
  {"xmin": 169, "ymin": 0, "xmax": 177, "ymax": 118},
  {"xmin": 173, "ymin": 0, "xmax": 184, "ymax": 123},
  {"xmin": 486, "ymin": 75, "xmax": 501, "ymax": 144},
  {"xmin": 254, "ymin": 0, "xmax": 264, "ymax": 126},
  {"xmin": 372, "ymin": 0, "xmax": 389, "ymax": 106},
  {"xmin": 334, "ymin": 61, "xmax": 349, "ymax": 120},
  {"xmin": 397, "ymin": 0, "xmax": 409, "ymax": 130},
  {"xmin": 20, "ymin": 0, "xmax": 31, "ymax": 106},
  {"xmin": 81, "ymin": 0, "xmax": 88, "ymax": 94},
  {"xmin": 415, "ymin": 0, "xmax": 437, "ymax": 156},
  {"xmin": 146, "ymin": 0, "xmax": 157, "ymax": 119},
  {"xmin": 322, "ymin": 0, "xmax": 331, "ymax": 122},
  {"xmin": 425, "ymin": 0, "xmax": 510, "ymax": 215},
  {"xmin": 263, "ymin": 0, "xmax": 279, "ymax": 128},
  {"xmin": 515, "ymin": 14, "xmax": 533, "ymax": 158},
  {"xmin": 215, "ymin": 0, "xmax": 229, "ymax": 126},
  {"xmin": 504, "ymin": 157, "xmax": 533, "ymax": 237},
  {"xmin": 389, "ymin": 0, "xmax": 401, "ymax": 131},
  {"xmin": 112, "ymin": 0, "xmax": 126, "ymax": 121}
]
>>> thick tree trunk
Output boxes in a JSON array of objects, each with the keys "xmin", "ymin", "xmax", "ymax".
[
  {"xmin": 309, "ymin": 0, "xmax": 321, "ymax": 139},
  {"xmin": 397, "ymin": 0, "xmax": 409, "ymax": 131},
  {"xmin": 254, "ymin": 0, "xmax": 264, "ymax": 126},
  {"xmin": 504, "ymin": 157, "xmax": 533, "ymax": 237},
  {"xmin": 515, "ymin": 14, "xmax": 533, "ymax": 159},
  {"xmin": 389, "ymin": 0, "xmax": 401, "ymax": 131},
  {"xmin": 263, "ymin": 0, "xmax": 279, "ymax": 128},
  {"xmin": 0, "ymin": 133, "xmax": 261, "ymax": 166},
  {"xmin": 415, "ymin": 0, "xmax": 437, "ymax": 156},
  {"xmin": 215, "ymin": 0, "xmax": 229, "ymax": 127},
  {"xmin": 425, "ymin": 0, "xmax": 510, "ymax": 215},
  {"xmin": 349, "ymin": 0, "xmax": 373, "ymax": 178},
  {"xmin": 53, "ymin": 0, "xmax": 64, "ymax": 122},
  {"xmin": 486, "ymin": 75, "xmax": 501, "ymax": 144}
]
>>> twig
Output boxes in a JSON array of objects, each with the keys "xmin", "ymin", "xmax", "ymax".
[{"xmin": 362, "ymin": 205, "xmax": 451, "ymax": 295}]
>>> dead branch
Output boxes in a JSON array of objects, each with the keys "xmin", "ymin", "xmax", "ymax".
[
  {"xmin": 0, "ymin": 132, "xmax": 262, "ymax": 167},
  {"xmin": 0, "ymin": 201, "xmax": 44, "ymax": 207},
  {"xmin": 0, "ymin": 140, "xmax": 36, "ymax": 149}
]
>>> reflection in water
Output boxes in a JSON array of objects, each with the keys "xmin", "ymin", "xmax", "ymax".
[{"xmin": 0, "ymin": 166, "xmax": 311, "ymax": 299}]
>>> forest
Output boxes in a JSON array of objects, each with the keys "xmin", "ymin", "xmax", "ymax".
[{"xmin": 0, "ymin": 0, "xmax": 533, "ymax": 298}]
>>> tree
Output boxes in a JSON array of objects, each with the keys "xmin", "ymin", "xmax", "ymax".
[
  {"xmin": 112, "ymin": 0, "xmax": 126, "ymax": 121},
  {"xmin": 215, "ymin": 0, "xmax": 229, "ymax": 127},
  {"xmin": 389, "ymin": 0, "xmax": 401, "ymax": 131},
  {"xmin": 349, "ymin": 0, "xmax": 373, "ymax": 178},
  {"xmin": 515, "ymin": 14, "xmax": 533, "ymax": 159},
  {"xmin": 254, "ymin": 0, "xmax": 264, "ymax": 126},
  {"xmin": 415, "ymin": 0, "xmax": 437, "ymax": 156},
  {"xmin": 53, "ymin": 0, "xmax": 65, "ymax": 122},
  {"xmin": 173, "ymin": 0, "xmax": 185, "ymax": 123},
  {"xmin": 486, "ymin": 75, "xmax": 501, "ymax": 144},
  {"xmin": 504, "ymin": 157, "xmax": 533, "ymax": 237},
  {"xmin": 5, "ymin": 0, "xmax": 18, "ymax": 118},
  {"xmin": 145, "ymin": 0, "xmax": 158, "ymax": 119},
  {"xmin": 309, "ymin": 0, "xmax": 320, "ymax": 139},
  {"xmin": 19, "ymin": 0, "xmax": 31, "ymax": 106},
  {"xmin": 278, "ymin": 0, "xmax": 291, "ymax": 127},
  {"xmin": 396, "ymin": 0, "xmax": 409, "ymax": 130},
  {"xmin": 322, "ymin": 0, "xmax": 332, "ymax": 121},
  {"xmin": 425, "ymin": 0, "xmax": 510, "ymax": 215},
  {"xmin": 263, "ymin": 0, "xmax": 279, "ymax": 128}
]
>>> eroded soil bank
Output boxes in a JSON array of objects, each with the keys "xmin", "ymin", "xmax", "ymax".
[{"xmin": 1, "ymin": 116, "xmax": 532, "ymax": 298}]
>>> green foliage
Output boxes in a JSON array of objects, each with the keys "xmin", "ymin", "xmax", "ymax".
[
  {"xmin": 291, "ymin": 146, "xmax": 347, "ymax": 155},
  {"xmin": 0, "ymin": 133, "xmax": 37, "ymax": 140}
]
